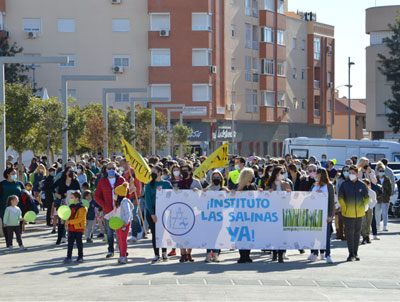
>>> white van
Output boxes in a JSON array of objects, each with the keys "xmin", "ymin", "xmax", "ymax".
[{"xmin": 282, "ymin": 137, "xmax": 400, "ymax": 167}]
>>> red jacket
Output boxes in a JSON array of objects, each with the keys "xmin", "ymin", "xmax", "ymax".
[
  {"xmin": 123, "ymin": 167, "xmax": 142, "ymax": 200},
  {"xmin": 94, "ymin": 175, "xmax": 128, "ymax": 214}
]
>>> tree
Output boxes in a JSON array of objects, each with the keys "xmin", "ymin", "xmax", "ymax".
[
  {"xmin": 378, "ymin": 16, "xmax": 400, "ymax": 133},
  {"xmin": 68, "ymin": 104, "xmax": 87, "ymax": 158},
  {"xmin": 172, "ymin": 123, "xmax": 193, "ymax": 156},
  {"xmin": 0, "ymin": 36, "xmax": 30, "ymax": 84},
  {"xmin": 108, "ymin": 107, "xmax": 134, "ymax": 155},
  {"xmin": 83, "ymin": 103, "xmax": 105, "ymax": 156},
  {"xmin": 5, "ymin": 83, "xmax": 39, "ymax": 180}
]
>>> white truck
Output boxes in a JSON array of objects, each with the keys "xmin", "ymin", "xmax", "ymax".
[{"xmin": 282, "ymin": 137, "xmax": 400, "ymax": 167}]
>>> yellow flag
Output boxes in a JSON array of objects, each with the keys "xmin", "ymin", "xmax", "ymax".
[
  {"xmin": 121, "ymin": 138, "xmax": 152, "ymax": 184},
  {"xmin": 193, "ymin": 142, "xmax": 229, "ymax": 179}
]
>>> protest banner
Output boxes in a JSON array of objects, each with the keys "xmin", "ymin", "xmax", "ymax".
[
  {"xmin": 156, "ymin": 190, "xmax": 327, "ymax": 250},
  {"xmin": 121, "ymin": 138, "xmax": 152, "ymax": 184}
]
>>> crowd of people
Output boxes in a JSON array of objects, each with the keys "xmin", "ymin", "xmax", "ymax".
[{"xmin": 0, "ymin": 151, "xmax": 398, "ymax": 265}]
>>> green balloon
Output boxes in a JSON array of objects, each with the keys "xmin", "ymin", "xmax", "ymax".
[
  {"xmin": 58, "ymin": 205, "xmax": 71, "ymax": 220},
  {"xmin": 82, "ymin": 199, "xmax": 90, "ymax": 208},
  {"xmin": 24, "ymin": 211, "xmax": 36, "ymax": 223},
  {"xmin": 109, "ymin": 217, "xmax": 124, "ymax": 230}
]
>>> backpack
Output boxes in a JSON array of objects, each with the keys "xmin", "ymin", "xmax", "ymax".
[{"xmin": 21, "ymin": 190, "xmax": 39, "ymax": 214}]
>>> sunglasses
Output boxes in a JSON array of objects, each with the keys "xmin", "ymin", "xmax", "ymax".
[{"xmin": 308, "ymin": 170, "xmax": 316, "ymax": 173}]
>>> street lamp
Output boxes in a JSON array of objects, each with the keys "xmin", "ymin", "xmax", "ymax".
[{"xmin": 346, "ymin": 57, "xmax": 355, "ymax": 139}]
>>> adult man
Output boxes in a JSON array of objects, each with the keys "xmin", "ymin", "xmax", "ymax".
[
  {"xmin": 89, "ymin": 158, "xmax": 100, "ymax": 176},
  {"xmin": 228, "ymin": 157, "xmax": 246, "ymax": 190},
  {"xmin": 338, "ymin": 165, "xmax": 369, "ymax": 262},
  {"xmin": 381, "ymin": 158, "xmax": 395, "ymax": 196},
  {"xmin": 320, "ymin": 154, "xmax": 328, "ymax": 169},
  {"xmin": 94, "ymin": 162, "xmax": 129, "ymax": 258}
]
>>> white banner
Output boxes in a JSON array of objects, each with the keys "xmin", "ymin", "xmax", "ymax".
[{"xmin": 156, "ymin": 190, "xmax": 327, "ymax": 250}]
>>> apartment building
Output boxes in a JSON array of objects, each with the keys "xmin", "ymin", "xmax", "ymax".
[
  {"xmin": 0, "ymin": 0, "xmax": 335, "ymax": 156},
  {"xmin": 366, "ymin": 5, "xmax": 400, "ymax": 141}
]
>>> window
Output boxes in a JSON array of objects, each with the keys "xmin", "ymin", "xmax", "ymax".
[
  {"xmin": 292, "ymin": 68, "xmax": 297, "ymax": 79},
  {"xmin": 58, "ymin": 89, "xmax": 77, "ymax": 100},
  {"xmin": 192, "ymin": 13, "xmax": 212, "ymax": 31},
  {"xmin": 278, "ymin": 92, "xmax": 285, "ymax": 107},
  {"xmin": 192, "ymin": 49, "xmax": 212, "ymax": 66},
  {"xmin": 261, "ymin": 27, "xmax": 274, "ymax": 43},
  {"xmin": 302, "ymin": 98, "xmax": 305, "ymax": 109},
  {"xmin": 59, "ymin": 55, "xmax": 76, "ymax": 67},
  {"xmin": 113, "ymin": 55, "xmax": 130, "ymax": 68},
  {"xmin": 245, "ymin": 56, "xmax": 252, "ymax": 81},
  {"xmin": 245, "ymin": 89, "xmax": 258, "ymax": 113},
  {"xmin": 263, "ymin": 0, "xmax": 275, "ymax": 11},
  {"xmin": 327, "ymin": 72, "xmax": 332, "ymax": 83},
  {"xmin": 115, "ymin": 93, "xmax": 129, "ymax": 103},
  {"xmin": 231, "ymin": 25, "xmax": 235, "ymax": 37},
  {"xmin": 261, "ymin": 59, "xmax": 274, "ymax": 75},
  {"xmin": 193, "ymin": 84, "xmax": 212, "ymax": 102},
  {"xmin": 314, "ymin": 96, "xmax": 321, "ymax": 116},
  {"xmin": 231, "ymin": 58, "xmax": 236, "ymax": 71},
  {"xmin": 277, "ymin": 30, "xmax": 284, "ymax": 45},
  {"xmin": 252, "ymin": 90, "xmax": 258, "ymax": 113},
  {"xmin": 277, "ymin": 0, "xmax": 284, "ymax": 14},
  {"xmin": 150, "ymin": 13, "xmax": 170, "ymax": 31},
  {"xmin": 314, "ymin": 37, "xmax": 321, "ymax": 60},
  {"xmin": 277, "ymin": 61, "xmax": 285, "ymax": 76},
  {"xmin": 245, "ymin": 0, "xmax": 251, "ymax": 16},
  {"xmin": 151, "ymin": 84, "xmax": 171, "ymax": 102},
  {"xmin": 261, "ymin": 90, "xmax": 275, "ymax": 106},
  {"xmin": 252, "ymin": 0, "xmax": 259, "ymax": 17},
  {"xmin": 293, "ymin": 97, "xmax": 298, "ymax": 109},
  {"xmin": 0, "ymin": 14, "xmax": 4, "ymax": 30},
  {"xmin": 301, "ymin": 69, "xmax": 305, "ymax": 80},
  {"xmin": 292, "ymin": 38, "xmax": 296, "ymax": 49},
  {"xmin": 252, "ymin": 57, "xmax": 258, "ymax": 71},
  {"xmin": 302, "ymin": 39, "xmax": 305, "ymax": 51},
  {"xmin": 328, "ymin": 99, "xmax": 332, "ymax": 112},
  {"xmin": 245, "ymin": 23, "xmax": 252, "ymax": 48},
  {"xmin": 112, "ymin": 19, "xmax": 130, "ymax": 32},
  {"xmin": 370, "ymin": 31, "xmax": 393, "ymax": 45},
  {"xmin": 150, "ymin": 49, "xmax": 171, "ymax": 66},
  {"xmin": 58, "ymin": 19, "xmax": 75, "ymax": 33},
  {"xmin": 23, "ymin": 18, "xmax": 41, "ymax": 32}
]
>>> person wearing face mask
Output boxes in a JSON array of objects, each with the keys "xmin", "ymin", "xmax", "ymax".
[
  {"xmin": 89, "ymin": 158, "xmax": 100, "ymax": 176},
  {"xmin": 265, "ymin": 166, "xmax": 291, "ymax": 263},
  {"xmin": 360, "ymin": 179, "xmax": 377, "ymax": 245},
  {"xmin": 52, "ymin": 167, "xmax": 80, "ymax": 245},
  {"xmin": 335, "ymin": 167, "xmax": 350, "ymax": 240},
  {"xmin": 357, "ymin": 157, "xmax": 377, "ymax": 185},
  {"xmin": 43, "ymin": 167, "xmax": 56, "ymax": 227},
  {"xmin": 176, "ymin": 163, "xmax": 202, "ymax": 262},
  {"xmin": 76, "ymin": 164, "xmax": 87, "ymax": 190},
  {"xmin": 299, "ymin": 164, "xmax": 317, "ymax": 191},
  {"xmin": 287, "ymin": 164, "xmax": 301, "ymax": 191},
  {"xmin": 228, "ymin": 157, "xmax": 246, "ymax": 190},
  {"xmin": 94, "ymin": 163, "xmax": 129, "ymax": 258},
  {"xmin": 169, "ymin": 164, "xmax": 182, "ymax": 188},
  {"xmin": 32, "ymin": 164, "xmax": 47, "ymax": 201},
  {"xmin": 374, "ymin": 162, "xmax": 393, "ymax": 232},
  {"xmin": 320, "ymin": 154, "xmax": 328, "ymax": 169},
  {"xmin": 260, "ymin": 164, "xmax": 274, "ymax": 190},
  {"xmin": 0, "ymin": 168, "xmax": 25, "ymax": 244},
  {"xmin": 145, "ymin": 166, "xmax": 173, "ymax": 264},
  {"xmin": 338, "ymin": 165, "xmax": 369, "ymax": 262}
]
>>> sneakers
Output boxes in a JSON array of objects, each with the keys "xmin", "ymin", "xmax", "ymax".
[
  {"xmin": 373, "ymin": 235, "xmax": 380, "ymax": 240},
  {"xmin": 19, "ymin": 245, "xmax": 27, "ymax": 250},
  {"xmin": 309, "ymin": 254, "xmax": 318, "ymax": 262},
  {"xmin": 97, "ymin": 233, "xmax": 104, "ymax": 238},
  {"xmin": 75, "ymin": 257, "xmax": 84, "ymax": 263},
  {"xmin": 63, "ymin": 257, "xmax": 72, "ymax": 264},
  {"xmin": 151, "ymin": 256, "xmax": 161, "ymax": 264},
  {"xmin": 383, "ymin": 227, "xmax": 389, "ymax": 232},
  {"xmin": 361, "ymin": 237, "xmax": 367, "ymax": 245},
  {"xmin": 118, "ymin": 257, "xmax": 127, "ymax": 264},
  {"xmin": 162, "ymin": 252, "xmax": 168, "ymax": 262},
  {"xmin": 106, "ymin": 252, "xmax": 114, "ymax": 258},
  {"xmin": 128, "ymin": 236, "xmax": 137, "ymax": 242},
  {"xmin": 8, "ymin": 246, "xmax": 13, "ymax": 250},
  {"xmin": 366, "ymin": 237, "xmax": 371, "ymax": 244},
  {"xmin": 137, "ymin": 233, "xmax": 143, "ymax": 240},
  {"xmin": 86, "ymin": 239, "xmax": 93, "ymax": 244},
  {"xmin": 51, "ymin": 229, "xmax": 56, "ymax": 234},
  {"xmin": 61, "ymin": 238, "xmax": 66, "ymax": 244},
  {"xmin": 212, "ymin": 253, "xmax": 220, "ymax": 263},
  {"xmin": 283, "ymin": 253, "xmax": 289, "ymax": 260},
  {"xmin": 205, "ymin": 253, "xmax": 212, "ymax": 263},
  {"xmin": 326, "ymin": 256, "xmax": 333, "ymax": 263},
  {"xmin": 320, "ymin": 254, "xmax": 326, "ymax": 260},
  {"xmin": 347, "ymin": 255, "xmax": 356, "ymax": 262},
  {"xmin": 168, "ymin": 249, "xmax": 176, "ymax": 257}
]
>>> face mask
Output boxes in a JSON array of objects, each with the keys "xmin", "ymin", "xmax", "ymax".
[
  {"xmin": 212, "ymin": 178, "xmax": 221, "ymax": 186},
  {"xmin": 309, "ymin": 171, "xmax": 316, "ymax": 178},
  {"xmin": 268, "ymin": 172, "xmax": 272, "ymax": 177},
  {"xmin": 363, "ymin": 165, "xmax": 369, "ymax": 170},
  {"xmin": 343, "ymin": 171, "xmax": 349, "ymax": 178},
  {"xmin": 39, "ymin": 170, "xmax": 44, "ymax": 174},
  {"xmin": 278, "ymin": 174, "xmax": 285, "ymax": 181},
  {"xmin": 181, "ymin": 171, "xmax": 189, "ymax": 179},
  {"xmin": 26, "ymin": 186, "xmax": 32, "ymax": 191},
  {"xmin": 349, "ymin": 174, "xmax": 357, "ymax": 181},
  {"xmin": 68, "ymin": 172, "xmax": 74, "ymax": 178},
  {"xmin": 91, "ymin": 163, "xmax": 95, "ymax": 167},
  {"xmin": 7, "ymin": 165, "xmax": 11, "ymax": 168},
  {"xmin": 74, "ymin": 167, "xmax": 77, "ymax": 172},
  {"xmin": 70, "ymin": 199, "xmax": 75, "ymax": 205},
  {"xmin": 283, "ymin": 173, "xmax": 288, "ymax": 179},
  {"xmin": 107, "ymin": 169, "xmax": 116, "ymax": 177},
  {"xmin": 201, "ymin": 178, "xmax": 206, "ymax": 182},
  {"xmin": 162, "ymin": 175, "xmax": 168, "ymax": 180},
  {"xmin": 173, "ymin": 171, "xmax": 180, "ymax": 177},
  {"xmin": 296, "ymin": 165, "xmax": 301, "ymax": 170},
  {"xmin": 258, "ymin": 164, "xmax": 263, "ymax": 168},
  {"xmin": 11, "ymin": 174, "xmax": 17, "ymax": 181},
  {"xmin": 321, "ymin": 158, "xmax": 326, "ymax": 162},
  {"xmin": 77, "ymin": 169, "xmax": 82, "ymax": 174},
  {"xmin": 379, "ymin": 171, "xmax": 385, "ymax": 177},
  {"xmin": 234, "ymin": 165, "xmax": 240, "ymax": 170}
]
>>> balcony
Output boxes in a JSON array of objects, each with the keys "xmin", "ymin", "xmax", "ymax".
[
  {"xmin": 314, "ymin": 80, "xmax": 320, "ymax": 88},
  {"xmin": 259, "ymin": 106, "xmax": 288, "ymax": 123}
]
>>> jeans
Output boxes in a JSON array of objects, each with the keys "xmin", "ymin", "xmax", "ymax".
[
  {"xmin": 106, "ymin": 219, "xmax": 116, "ymax": 253},
  {"xmin": 375, "ymin": 203, "xmax": 389, "ymax": 229},
  {"xmin": 343, "ymin": 217, "xmax": 363, "ymax": 256},
  {"xmin": 84, "ymin": 220, "xmax": 95, "ymax": 239},
  {"xmin": 130, "ymin": 205, "xmax": 142, "ymax": 237},
  {"xmin": 57, "ymin": 219, "xmax": 66, "ymax": 243},
  {"xmin": 146, "ymin": 211, "xmax": 166, "ymax": 257},
  {"xmin": 116, "ymin": 222, "xmax": 131, "ymax": 257},
  {"xmin": 311, "ymin": 221, "xmax": 332, "ymax": 257},
  {"xmin": 67, "ymin": 231, "xmax": 83, "ymax": 259},
  {"xmin": 361, "ymin": 209, "xmax": 373, "ymax": 238}
]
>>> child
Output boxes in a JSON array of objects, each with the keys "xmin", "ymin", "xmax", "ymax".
[
  {"xmin": 114, "ymin": 182, "xmax": 133, "ymax": 264},
  {"xmin": 83, "ymin": 190, "xmax": 99, "ymax": 243},
  {"xmin": 361, "ymin": 179, "xmax": 377, "ymax": 244},
  {"xmin": 3, "ymin": 195, "xmax": 26, "ymax": 250},
  {"xmin": 63, "ymin": 191, "xmax": 87, "ymax": 263}
]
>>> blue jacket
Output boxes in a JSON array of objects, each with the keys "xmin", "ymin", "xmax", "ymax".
[{"xmin": 86, "ymin": 199, "xmax": 100, "ymax": 220}]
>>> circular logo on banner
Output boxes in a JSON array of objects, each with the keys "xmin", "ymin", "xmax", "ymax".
[{"xmin": 162, "ymin": 202, "xmax": 195, "ymax": 236}]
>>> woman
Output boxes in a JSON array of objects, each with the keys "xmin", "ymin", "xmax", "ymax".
[
  {"xmin": 145, "ymin": 165, "xmax": 173, "ymax": 264},
  {"xmin": 265, "ymin": 166, "xmax": 291, "ymax": 263},
  {"xmin": 52, "ymin": 167, "xmax": 80, "ymax": 245},
  {"xmin": 28, "ymin": 158, "xmax": 38, "ymax": 174},
  {"xmin": 357, "ymin": 157, "xmax": 377, "ymax": 185},
  {"xmin": 203, "ymin": 170, "xmax": 229, "ymax": 263},
  {"xmin": 309, "ymin": 168, "xmax": 335, "ymax": 263},
  {"xmin": 0, "ymin": 168, "xmax": 25, "ymax": 247},
  {"xmin": 335, "ymin": 167, "xmax": 350, "ymax": 240},
  {"xmin": 169, "ymin": 164, "xmax": 181, "ymax": 188},
  {"xmin": 287, "ymin": 164, "xmax": 301, "ymax": 191},
  {"xmin": 235, "ymin": 168, "xmax": 259, "ymax": 263},
  {"xmin": 76, "ymin": 164, "xmax": 87, "ymax": 190},
  {"xmin": 32, "ymin": 164, "xmax": 46, "ymax": 200},
  {"xmin": 260, "ymin": 164, "xmax": 274, "ymax": 190},
  {"xmin": 375, "ymin": 162, "xmax": 392, "ymax": 232}
]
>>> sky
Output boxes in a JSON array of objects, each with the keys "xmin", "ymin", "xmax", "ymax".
[{"xmin": 288, "ymin": 0, "xmax": 398, "ymax": 99}]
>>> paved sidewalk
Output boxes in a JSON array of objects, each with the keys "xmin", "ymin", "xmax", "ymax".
[{"xmin": 1, "ymin": 215, "xmax": 400, "ymax": 301}]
